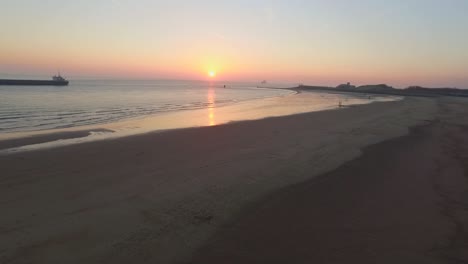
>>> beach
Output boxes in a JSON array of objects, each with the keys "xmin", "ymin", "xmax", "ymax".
[
  {"xmin": 1, "ymin": 95, "xmax": 459, "ymax": 264},
  {"xmin": 190, "ymin": 96, "xmax": 468, "ymax": 263}
]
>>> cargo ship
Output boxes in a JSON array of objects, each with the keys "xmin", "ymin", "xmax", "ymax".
[{"xmin": 0, "ymin": 74, "xmax": 69, "ymax": 86}]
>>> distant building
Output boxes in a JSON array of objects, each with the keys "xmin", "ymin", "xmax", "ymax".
[{"xmin": 336, "ymin": 82, "xmax": 356, "ymax": 89}]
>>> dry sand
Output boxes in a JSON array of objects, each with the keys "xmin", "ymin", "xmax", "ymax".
[
  {"xmin": 0, "ymin": 97, "xmax": 441, "ymax": 263},
  {"xmin": 190, "ymin": 97, "xmax": 468, "ymax": 263}
]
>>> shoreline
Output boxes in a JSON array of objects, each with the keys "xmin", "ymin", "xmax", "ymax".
[
  {"xmin": 0, "ymin": 96, "xmax": 436, "ymax": 264},
  {"xmin": 0, "ymin": 128, "xmax": 114, "ymax": 151},
  {"xmin": 0, "ymin": 90, "xmax": 397, "ymax": 154}
]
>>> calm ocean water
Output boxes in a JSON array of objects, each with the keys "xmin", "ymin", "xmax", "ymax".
[{"xmin": 0, "ymin": 80, "xmax": 293, "ymax": 133}]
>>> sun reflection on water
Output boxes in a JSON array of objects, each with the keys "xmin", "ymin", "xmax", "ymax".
[{"xmin": 207, "ymin": 87, "xmax": 216, "ymax": 126}]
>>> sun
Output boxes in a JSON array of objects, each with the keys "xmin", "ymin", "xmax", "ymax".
[{"xmin": 208, "ymin": 71, "xmax": 216, "ymax": 78}]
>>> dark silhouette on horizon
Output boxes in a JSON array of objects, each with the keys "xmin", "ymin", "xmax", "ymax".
[
  {"xmin": 0, "ymin": 74, "xmax": 69, "ymax": 86},
  {"xmin": 297, "ymin": 83, "xmax": 468, "ymax": 97}
]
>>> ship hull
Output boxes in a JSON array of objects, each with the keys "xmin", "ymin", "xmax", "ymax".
[{"xmin": 0, "ymin": 79, "xmax": 69, "ymax": 86}]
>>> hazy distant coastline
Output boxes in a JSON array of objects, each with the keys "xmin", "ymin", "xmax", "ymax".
[{"xmin": 296, "ymin": 83, "xmax": 468, "ymax": 97}]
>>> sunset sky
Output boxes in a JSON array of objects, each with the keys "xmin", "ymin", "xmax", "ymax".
[{"xmin": 1, "ymin": 0, "xmax": 468, "ymax": 87}]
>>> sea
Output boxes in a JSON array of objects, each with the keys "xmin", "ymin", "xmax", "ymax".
[
  {"xmin": 0, "ymin": 80, "xmax": 291, "ymax": 133},
  {"xmin": 0, "ymin": 79, "xmax": 399, "ymax": 152}
]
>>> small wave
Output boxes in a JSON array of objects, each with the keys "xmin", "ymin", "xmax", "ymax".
[
  {"xmin": 56, "ymin": 111, "xmax": 87, "ymax": 116},
  {"xmin": 0, "ymin": 116, "xmax": 25, "ymax": 121}
]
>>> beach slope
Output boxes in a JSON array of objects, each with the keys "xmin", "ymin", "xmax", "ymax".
[
  {"xmin": 0, "ymin": 97, "xmax": 438, "ymax": 263},
  {"xmin": 190, "ymin": 97, "xmax": 468, "ymax": 263}
]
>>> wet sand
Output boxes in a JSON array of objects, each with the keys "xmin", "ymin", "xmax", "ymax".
[
  {"xmin": 190, "ymin": 97, "xmax": 468, "ymax": 263},
  {"xmin": 0, "ymin": 97, "xmax": 441, "ymax": 263},
  {"xmin": 0, "ymin": 129, "xmax": 114, "ymax": 150}
]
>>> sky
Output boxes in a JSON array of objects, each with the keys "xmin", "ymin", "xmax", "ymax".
[{"xmin": 1, "ymin": 0, "xmax": 468, "ymax": 87}]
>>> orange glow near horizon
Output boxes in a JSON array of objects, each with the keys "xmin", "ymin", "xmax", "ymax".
[
  {"xmin": 3, "ymin": 50, "xmax": 465, "ymax": 88},
  {"xmin": 1, "ymin": 39, "xmax": 467, "ymax": 88}
]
